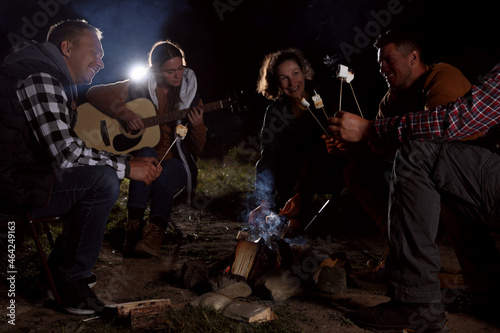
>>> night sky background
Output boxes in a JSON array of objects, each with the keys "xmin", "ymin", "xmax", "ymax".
[{"xmin": 1, "ymin": 0, "xmax": 500, "ymax": 157}]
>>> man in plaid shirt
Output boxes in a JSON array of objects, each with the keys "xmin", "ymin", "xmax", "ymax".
[
  {"xmin": 328, "ymin": 63, "xmax": 500, "ymax": 331},
  {"xmin": 0, "ymin": 20, "xmax": 160, "ymax": 315}
]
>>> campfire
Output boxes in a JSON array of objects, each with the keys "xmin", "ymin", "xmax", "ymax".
[
  {"xmin": 205, "ymin": 211, "xmax": 351, "ymax": 304},
  {"xmin": 231, "ymin": 212, "xmax": 303, "ymax": 284}
]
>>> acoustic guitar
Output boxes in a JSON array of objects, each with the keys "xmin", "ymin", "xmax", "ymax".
[{"xmin": 74, "ymin": 97, "xmax": 239, "ymax": 154}]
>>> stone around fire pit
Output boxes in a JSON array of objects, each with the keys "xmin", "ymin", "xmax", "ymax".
[
  {"xmin": 191, "ymin": 292, "xmax": 276, "ymax": 323},
  {"xmin": 314, "ymin": 266, "xmax": 347, "ymax": 294},
  {"xmin": 180, "ymin": 260, "xmax": 211, "ymax": 293},
  {"xmin": 253, "ymin": 268, "xmax": 309, "ymax": 302},
  {"xmin": 313, "ymin": 255, "xmax": 351, "ymax": 294},
  {"xmin": 218, "ymin": 281, "xmax": 252, "ymax": 299}
]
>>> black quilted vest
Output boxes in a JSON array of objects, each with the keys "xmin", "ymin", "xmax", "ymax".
[{"xmin": 0, "ymin": 59, "xmax": 74, "ymax": 208}]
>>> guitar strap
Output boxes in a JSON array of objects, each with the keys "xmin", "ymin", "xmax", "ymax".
[{"xmin": 175, "ymin": 68, "xmax": 198, "ymax": 204}]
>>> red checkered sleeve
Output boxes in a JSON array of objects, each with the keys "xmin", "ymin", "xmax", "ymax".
[{"xmin": 374, "ymin": 63, "xmax": 500, "ymax": 143}]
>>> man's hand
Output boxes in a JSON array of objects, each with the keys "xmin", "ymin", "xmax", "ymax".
[
  {"xmin": 279, "ymin": 193, "xmax": 302, "ymax": 218},
  {"xmin": 322, "ymin": 134, "xmax": 359, "ymax": 155},
  {"xmin": 327, "ymin": 111, "xmax": 374, "ymax": 142},
  {"xmin": 128, "ymin": 156, "xmax": 161, "ymax": 186}
]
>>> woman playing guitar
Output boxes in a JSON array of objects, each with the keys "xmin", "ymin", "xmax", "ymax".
[{"xmin": 87, "ymin": 40, "xmax": 206, "ymax": 257}]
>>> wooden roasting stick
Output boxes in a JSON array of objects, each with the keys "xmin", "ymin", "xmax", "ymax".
[
  {"xmin": 298, "ymin": 97, "xmax": 329, "ymax": 135},
  {"xmin": 157, "ymin": 123, "xmax": 188, "ymax": 168},
  {"xmin": 339, "ymin": 79, "xmax": 344, "ymax": 114},
  {"xmin": 337, "ymin": 64, "xmax": 364, "ymax": 118}
]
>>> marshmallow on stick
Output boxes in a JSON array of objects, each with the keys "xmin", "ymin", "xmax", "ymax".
[
  {"xmin": 312, "ymin": 91, "xmax": 324, "ymax": 109},
  {"xmin": 158, "ymin": 123, "xmax": 188, "ymax": 168},
  {"xmin": 299, "ymin": 97, "xmax": 310, "ymax": 109},
  {"xmin": 312, "ymin": 90, "xmax": 328, "ymax": 120},
  {"xmin": 336, "ymin": 64, "xmax": 364, "ymax": 118},
  {"xmin": 176, "ymin": 123, "xmax": 188, "ymax": 140},
  {"xmin": 298, "ymin": 97, "xmax": 328, "ymax": 135},
  {"xmin": 336, "ymin": 64, "xmax": 354, "ymax": 83}
]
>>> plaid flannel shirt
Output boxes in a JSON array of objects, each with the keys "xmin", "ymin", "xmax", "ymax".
[
  {"xmin": 374, "ymin": 63, "xmax": 500, "ymax": 143},
  {"xmin": 16, "ymin": 72, "xmax": 129, "ymax": 179}
]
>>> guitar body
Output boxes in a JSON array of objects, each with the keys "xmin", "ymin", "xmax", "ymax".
[
  {"xmin": 75, "ymin": 95, "xmax": 242, "ymax": 154},
  {"xmin": 75, "ymin": 98, "xmax": 160, "ymax": 154}
]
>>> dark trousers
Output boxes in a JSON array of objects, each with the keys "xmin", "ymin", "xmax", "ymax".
[
  {"xmin": 128, "ymin": 147, "xmax": 187, "ymax": 223},
  {"xmin": 387, "ymin": 140, "xmax": 500, "ymax": 303},
  {"xmin": 343, "ymin": 152, "xmax": 393, "ymax": 234},
  {"xmin": 31, "ymin": 166, "xmax": 120, "ymax": 281}
]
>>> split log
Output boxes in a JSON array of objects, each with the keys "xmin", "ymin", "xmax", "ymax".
[
  {"xmin": 231, "ymin": 239, "xmax": 278, "ymax": 284},
  {"xmin": 231, "ymin": 240, "xmax": 260, "ymax": 279},
  {"xmin": 191, "ymin": 292, "xmax": 276, "ymax": 323},
  {"xmin": 313, "ymin": 258, "xmax": 347, "ymax": 294},
  {"xmin": 103, "ymin": 299, "xmax": 172, "ymax": 329}
]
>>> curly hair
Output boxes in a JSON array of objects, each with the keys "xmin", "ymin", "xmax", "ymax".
[{"xmin": 256, "ymin": 48, "xmax": 314, "ymax": 100}]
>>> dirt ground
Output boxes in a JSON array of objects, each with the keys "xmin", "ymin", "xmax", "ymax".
[{"xmin": 2, "ymin": 198, "xmax": 500, "ymax": 333}]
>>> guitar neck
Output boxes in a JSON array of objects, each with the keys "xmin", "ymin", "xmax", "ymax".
[{"xmin": 141, "ymin": 100, "xmax": 225, "ymax": 128}]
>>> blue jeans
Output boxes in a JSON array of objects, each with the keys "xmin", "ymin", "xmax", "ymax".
[
  {"xmin": 387, "ymin": 140, "xmax": 500, "ymax": 303},
  {"xmin": 128, "ymin": 147, "xmax": 187, "ymax": 223},
  {"xmin": 31, "ymin": 166, "xmax": 120, "ymax": 281}
]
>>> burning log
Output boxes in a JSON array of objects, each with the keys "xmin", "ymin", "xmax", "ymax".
[
  {"xmin": 230, "ymin": 238, "xmax": 277, "ymax": 284},
  {"xmin": 231, "ymin": 240, "xmax": 260, "ymax": 279}
]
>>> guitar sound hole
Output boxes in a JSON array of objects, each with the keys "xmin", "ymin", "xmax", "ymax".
[{"xmin": 128, "ymin": 128, "xmax": 141, "ymax": 136}]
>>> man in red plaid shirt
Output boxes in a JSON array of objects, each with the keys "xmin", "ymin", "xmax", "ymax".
[{"xmin": 328, "ymin": 62, "xmax": 500, "ymax": 332}]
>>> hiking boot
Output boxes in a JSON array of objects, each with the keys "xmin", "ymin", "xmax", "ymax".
[
  {"xmin": 134, "ymin": 223, "xmax": 165, "ymax": 257},
  {"xmin": 350, "ymin": 300, "xmax": 449, "ymax": 333},
  {"xmin": 59, "ymin": 279, "xmax": 105, "ymax": 316},
  {"xmin": 123, "ymin": 219, "xmax": 143, "ymax": 257}
]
